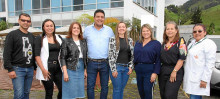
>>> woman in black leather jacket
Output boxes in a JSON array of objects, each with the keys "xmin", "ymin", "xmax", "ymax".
[{"xmin": 60, "ymin": 22, "xmax": 87, "ymax": 99}]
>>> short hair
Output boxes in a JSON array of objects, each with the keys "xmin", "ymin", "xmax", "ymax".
[
  {"xmin": 19, "ymin": 13, "xmax": 31, "ymax": 20},
  {"xmin": 94, "ymin": 9, "xmax": 105, "ymax": 17},
  {"xmin": 193, "ymin": 23, "xmax": 206, "ymax": 32}
]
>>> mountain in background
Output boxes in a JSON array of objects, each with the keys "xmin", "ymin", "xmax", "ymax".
[
  {"xmin": 165, "ymin": 0, "xmax": 220, "ymax": 35},
  {"xmin": 181, "ymin": 0, "xmax": 220, "ymax": 12}
]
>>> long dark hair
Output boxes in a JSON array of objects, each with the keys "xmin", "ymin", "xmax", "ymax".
[
  {"xmin": 66, "ymin": 22, "xmax": 83, "ymax": 40},
  {"xmin": 41, "ymin": 19, "xmax": 59, "ymax": 47}
]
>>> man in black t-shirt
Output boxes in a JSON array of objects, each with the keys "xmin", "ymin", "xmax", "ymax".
[{"xmin": 3, "ymin": 13, "xmax": 36, "ymax": 99}]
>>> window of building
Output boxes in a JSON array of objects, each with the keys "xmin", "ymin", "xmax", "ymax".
[
  {"xmin": 0, "ymin": 0, "xmax": 2, "ymax": 12},
  {"xmin": 111, "ymin": 1, "xmax": 124, "ymax": 8},
  {"xmin": 8, "ymin": 0, "xmax": 15, "ymax": 16},
  {"xmin": 42, "ymin": 0, "xmax": 50, "ymax": 13},
  {"xmin": 32, "ymin": 0, "xmax": 40, "ymax": 14},
  {"xmin": 134, "ymin": 0, "xmax": 157, "ymax": 15},
  {"xmin": 23, "ymin": 0, "xmax": 31, "ymax": 15},
  {"xmin": 15, "ymin": 0, "xmax": 22, "ymax": 16},
  {"xmin": 0, "ymin": 5, "xmax": 1, "ymax": 12},
  {"xmin": 51, "ymin": 0, "xmax": 61, "ymax": 13},
  {"xmin": 0, "ymin": 17, "xmax": 6, "ymax": 21},
  {"xmin": 84, "ymin": 0, "xmax": 96, "ymax": 4},
  {"xmin": 73, "ymin": 0, "xmax": 83, "ymax": 11},
  {"xmin": 154, "ymin": 0, "xmax": 157, "ymax": 15},
  {"xmin": 84, "ymin": 4, "xmax": 96, "ymax": 10},
  {"xmin": 15, "ymin": 0, "xmax": 22, "ymax": 11},
  {"xmin": 97, "ymin": 3, "xmax": 109, "ymax": 9},
  {"xmin": 111, "ymin": 0, "xmax": 123, "ymax": 1},
  {"xmin": 141, "ymin": 0, "xmax": 144, "ymax": 7},
  {"xmin": 153, "ymin": 26, "xmax": 157, "ymax": 38},
  {"xmin": 151, "ymin": 0, "xmax": 154, "ymax": 13},
  {"xmin": 73, "ymin": 5, "xmax": 83, "ymax": 11},
  {"xmin": 148, "ymin": 0, "xmax": 152, "ymax": 11},
  {"xmin": 137, "ymin": 0, "xmax": 140, "ymax": 5},
  {"xmin": 0, "ymin": 0, "xmax": 5, "ymax": 12},
  {"xmin": 98, "ymin": 0, "xmax": 109, "ymax": 3},
  {"xmin": 62, "ymin": 0, "xmax": 72, "ymax": 12},
  {"xmin": 73, "ymin": 0, "xmax": 83, "ymax": 5}
]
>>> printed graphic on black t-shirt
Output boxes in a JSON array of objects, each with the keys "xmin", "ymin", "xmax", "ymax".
[{"xmin": 22, "ymin": 37, "xmax": 33, "ymax": 64}]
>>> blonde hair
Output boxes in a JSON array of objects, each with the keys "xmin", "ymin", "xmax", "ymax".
[{"xmin": 139, "ymin": 24, "xmax": 155, "ymax": 43}]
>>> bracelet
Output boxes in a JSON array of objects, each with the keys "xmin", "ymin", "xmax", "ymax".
[{"xmin": 173, "ymin": 69, "xmax": 178, "ymax": 72}]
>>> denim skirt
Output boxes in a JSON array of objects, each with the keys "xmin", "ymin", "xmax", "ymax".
[{"xmin": 62, "ymin": 59, "xmax": 85, "ymax": 99}]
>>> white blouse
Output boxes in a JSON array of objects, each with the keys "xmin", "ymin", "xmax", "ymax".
[{"xmin": 74, "ymin": 40, "xmax": 83, "ymax": 58}]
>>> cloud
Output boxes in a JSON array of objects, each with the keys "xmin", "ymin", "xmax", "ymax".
[{"xmin": 165, "ymin": 0, "xmax": 189, "ymax": 6}]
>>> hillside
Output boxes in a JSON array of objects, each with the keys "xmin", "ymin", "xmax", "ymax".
[
  {"xmin": 182, "ymin": 0, "xmax": 220, "ymax": 12},
  {"xmin": 164, "ymin": 9, "xmax": 179, "ymax": 24},
  {"xmin": 166, "ymin": 0, "xmax": 220, "ymax": 34},
  {"xmin": 202, "ymin": 5, "xmax": 220, "ymax": 35}
]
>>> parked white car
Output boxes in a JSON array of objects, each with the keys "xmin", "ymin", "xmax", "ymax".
[{"xmin": 207, "ymin": 35, "xmax": 220, "ymax": 90}]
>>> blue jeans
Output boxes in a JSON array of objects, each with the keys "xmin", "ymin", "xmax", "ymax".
[
  {"xmin": 135, "ymin": 63, "xmax": 154, "ymax": 99},
  {"xmin": 87, "ymin": 60, "xmax": 109, "ymax": 99},
  {"xmin": 12, "ymin": 66, "xmax": 34, "ymax": 99},
  {"xmin": 190, "ymin": 94, "xmax": 202, "ymax": 99},
  {"xmin": 110, "ymin": 63, "xmax": 130, "ymax": 99}
]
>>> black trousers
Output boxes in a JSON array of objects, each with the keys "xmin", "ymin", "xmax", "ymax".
[
  {"xmin": 42, "ymin": 62, "xmax": 62, "ymax": 99},
  {"xmin": 158, "ymin": 66, "xmax": 184, "ymax": 99}
]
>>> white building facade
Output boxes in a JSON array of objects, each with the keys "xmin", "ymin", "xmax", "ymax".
[{"xmin": 1, "ymin": 0, "xmax": 164, "ymax": 41}]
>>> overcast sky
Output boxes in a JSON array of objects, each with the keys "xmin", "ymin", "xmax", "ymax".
[{"xmin": 165, "ymin": 0, "xmax": 189, "ymax": 6}]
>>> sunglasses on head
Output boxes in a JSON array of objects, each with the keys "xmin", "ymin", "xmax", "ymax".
[
  {"xmin": 193, "ymin": 30, "xmax": 203, "ymax": 33},
  {"xmin": 20, "ymin": 19, "xmax": 31, "ymax": 23}
]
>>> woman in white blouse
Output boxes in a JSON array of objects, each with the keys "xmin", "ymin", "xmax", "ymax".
[{"xmin": 183, "ymin": 24, "xmax": 217, "ymax": 99}]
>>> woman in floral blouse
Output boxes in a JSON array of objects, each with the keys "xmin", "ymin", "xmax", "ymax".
[
  {"xmin": 159, "ymin": 21, "xmax": 187, "ymax": 99},
  {"xmin": 108, "ymin": 22, "xmax": 134, "ymax": 99}
]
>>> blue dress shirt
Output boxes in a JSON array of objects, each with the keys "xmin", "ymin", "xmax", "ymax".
[
  {"xmin": 133, "ymin": 40, "xmax": 161, "ymax": 74},
  {"xmin": 83, "ymin": 24, "xmax": 114, "ymax": 59}
]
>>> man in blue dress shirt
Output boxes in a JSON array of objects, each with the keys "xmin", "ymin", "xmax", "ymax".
[{"xmin": 83, "ymin": 9, "xmax": 114, "ymax": 99}]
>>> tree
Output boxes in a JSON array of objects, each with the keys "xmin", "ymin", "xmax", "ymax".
[
  {"xmin": 0, "ymin": 20, "xmax": 7, "ymax": 31},
  {"xmin": 207, "ymin": 22, "xmax": 215, "ymax": 35},
  {"xmin": 76, "ymin": 14, "xmax": 94, "ymax": 27},
  {"xmin": 191, "ymin": 7, "xmax": 203, "ymax": 24},
  {"xmin": 167, "ymin": 5, "xmax": 179, "ymax": 14},
  {"xmin": 104, "ymin": 17, "xmax": 120, "ymax": 33},
  {"xmin": 129, "ymin": 17, "xmax": 141, "ymax": 42}
]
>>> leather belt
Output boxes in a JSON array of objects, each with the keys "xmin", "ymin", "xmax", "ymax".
[
  {"xmin": 48, "ymin": 60, "xmax": 58, "ymax": 64},
  {"xmin": 88, "ymin": 58, "xmax": 107, "ymax": 62},
  {"xmin": 116, "ymin": 63, "xmax": 129, "ymax": 67}
]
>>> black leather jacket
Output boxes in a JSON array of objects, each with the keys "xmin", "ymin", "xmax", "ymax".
[{"xmin": 60, "ymin": 38, "xmax": 87, "ymax": 70}]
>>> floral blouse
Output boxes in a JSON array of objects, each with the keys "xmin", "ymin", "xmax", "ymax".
[{"xmin": 161, "ymin": 37, "xmax": 187, "ymax": 66}]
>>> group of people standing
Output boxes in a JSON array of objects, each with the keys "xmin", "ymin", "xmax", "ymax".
[{"xmin": 3, "ymin": 9, "xmax": 216, "ymax": 99}]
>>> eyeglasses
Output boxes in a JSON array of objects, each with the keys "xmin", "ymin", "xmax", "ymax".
[
  {"xmin": 20, "ymin": 19, "xmax": 31, "ymax": 23},
  {"xmin": 193, "ymin": 30, "xmax": 203, "ymax": 34}
]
